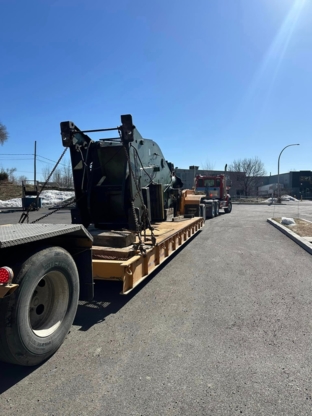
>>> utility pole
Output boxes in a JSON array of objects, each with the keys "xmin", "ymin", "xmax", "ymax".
[
  {"xmin": 277, "ymin": 144, "xmax": 299, "ymax": 202},
  {"xmin": 34, "ymin": 141, "xmax": 37, "ymax": 184}
]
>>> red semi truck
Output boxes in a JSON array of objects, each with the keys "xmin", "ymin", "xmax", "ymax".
[
  {"xmin": 194, "ymin": 173, "xmax": 232, "ymax": 218},
  {"xmin": 181, "ymin": 173, "xmax": 232, "ymax": 219}
]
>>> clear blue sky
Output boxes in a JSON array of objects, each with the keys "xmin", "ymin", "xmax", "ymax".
[{"xmin": 0, "ymin": 0, "xmax": 311, "ymax": 181}]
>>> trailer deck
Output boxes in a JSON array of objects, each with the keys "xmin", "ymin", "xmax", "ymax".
[{"xmin": 92, "ymin": 216, "xmax": 204, "ymax": 293}]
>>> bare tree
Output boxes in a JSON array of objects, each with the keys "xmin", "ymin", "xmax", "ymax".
[
  {"xmin": 0, "ymin": 122, "xmax": 8, "ymax": 146},
  {"xmin": 42, "ymin": 165, "xmax": 52, "ymax": 182},
  {"xmin": 52, "ymin": 168, "xmax": 62, "ymax": 185},
  {"xmin": 62, "ymin": 160, "xmax": 73, "ymax": 188},
  {"xmin": 228, "ymin": 157, "xmax": 266, "ymax": 196},
  {"xmin": 42, "ymin": 161, "xmax": 73, "ymax": 188},
  {"xmin": 17, "ymin": 175, "xmax": 28, "ymax": 185},
  {"xmin": 201, "ymin": 160, "xmax": 215, "ymax": 174},
  {"xmin": 6, "ymin": 167, "xmax": 17, "ymax": 183}
]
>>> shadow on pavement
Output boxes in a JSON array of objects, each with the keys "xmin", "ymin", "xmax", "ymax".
[
  {"xmin": 0, "ymin": 232, "xmax": 200, "ymax": 393},
  {"xmin": 0, "ymin": 362, "xmax": 40, "ymax": 395},
  {"xmin": 74, "ymin": 267, "xmax": 160, "ymax": 331},
  {"xmin": 74, "ymin": 232, "xmax": 201, "ymax": 331},
  {"xmin": 0, "ymin": 274, "xmax": 157, "ymax": 393}
]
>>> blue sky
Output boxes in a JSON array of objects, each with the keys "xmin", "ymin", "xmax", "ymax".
[{"xmin": 0, "ymin": 0, "xmax": 311, "ymax": 181}]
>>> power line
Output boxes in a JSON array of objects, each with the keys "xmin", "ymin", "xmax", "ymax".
[
  {"xmin": 37, "ymin": 155, "xmax": 68, "ymax": 167},
  {"xmin": 0, "ymin": 155, "xmax": 68, "ymax": 167},
  {"xmin": 37, "ymin": 154, "xmax": 67, "ymax": 164},
  {"xmin": 0, "ymin": 158, "xmax": 34, "ymax": 161},
  {"xmin": 36, "ymin": 158, "xmax": 67, "ymax": 167},
  {"xmin": 11, "ymin": 171, "xmax": 34, "ymax": 174},
  {"xmin": 0, "ymin": 153, "xmax": 68, "ymax": 166}
]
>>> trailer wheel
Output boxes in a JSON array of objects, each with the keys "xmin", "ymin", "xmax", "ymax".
[
  {"xmin": 0, "ymin": 247, "xmax": 79, "ymax": 366},
  {"xmin": 224, "ymin": 202, "xmax": 232, "ymax": 213}
]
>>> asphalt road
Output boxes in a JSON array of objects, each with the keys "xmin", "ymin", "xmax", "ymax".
[
  {"xmin": 0, "ymin": 208, "xmax": 73, "ymax": 225},
  {"xmin": 1, "ymin": 203, "xmax": 312, "ymax": 415}
]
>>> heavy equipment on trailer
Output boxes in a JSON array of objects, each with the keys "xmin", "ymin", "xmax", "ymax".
[{"xmin": 0, "ymin": 114, "xmax": 204, "ymax": 366}]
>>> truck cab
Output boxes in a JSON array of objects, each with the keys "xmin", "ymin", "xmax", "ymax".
[{"xmin": 194, "ymin": 174, "xmax": 232, "ymax": 216}]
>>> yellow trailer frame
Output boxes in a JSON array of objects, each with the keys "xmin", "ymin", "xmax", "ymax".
[{"xmin": 92, "ymin": 216, "xmax": 204, "ymax": 294}]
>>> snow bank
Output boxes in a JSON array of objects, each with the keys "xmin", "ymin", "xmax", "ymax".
[
  {"xmin": 281, "ymin": 195, "xmax": 299, "ymax": 201},
  {"xmin": 264, "ymin": 195, "xmax": 299, "ymax": 203},
  {"xmin": 0, "ymin": 190, "xmax": 75, "ymax": 208}
]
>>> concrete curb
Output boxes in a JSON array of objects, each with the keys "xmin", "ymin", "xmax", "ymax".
[
  {"xmin": 232, "ymin": 203, "xmax": 286, "ymax": 206},
  {"xmin": 0, "ymin": 208, "xmax": 24, "ymax": 213},
  {"xmin": 267, "ymin": 218, "xmax": 312, "ymax": 255}
]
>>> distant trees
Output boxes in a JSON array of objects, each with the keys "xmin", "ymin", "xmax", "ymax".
[
  {"xmin": 5, "ymin": 167, "xmax": 17, "ymax": 182},
  {"xmin": 0, "ymin": 123, "xmax": 12, "ymax": 182},
  {"xmin": 41, "ymin": 165, "xmax": 52, "ymax": 182},
  {"xmin": 61, "ymin": 160, "xmax": 74, "ymax": 188},
  {"xmin": 0, "ymin": 162, "xmax": 74, "ymax": 188},
  {"xmin": 41, "ymin": 160, "xmax": 73, "ymax": 188},
  {"xmin": 201, "ymin": 160, "xmax": 215, "ymax": 173},
  {"xmin": 0, "ymin": 122, "xmax": 8, "ymax": 146},
  {"xmin": 0, "ymin": 167, "xmax": 16, "ymax": 182},
  {"xmin": 0, "ymin": 171, "xmax": 8, "ymax": 181},
  {"xmin": 229, "ymin": 157, "xmax": 266, "ymax": 196},
  {"xmin": 17, "ymin": 175, "xmax": 28, "ymax": 185}
]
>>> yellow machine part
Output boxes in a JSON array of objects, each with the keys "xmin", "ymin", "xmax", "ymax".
[{"xmin": 180, "ymin": 189, "xmax": 202, "ymax": 215}]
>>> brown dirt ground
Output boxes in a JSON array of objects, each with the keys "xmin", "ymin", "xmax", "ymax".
[{"xmin": 273, "ymin": 218, "xmax": 312, "ymax": 237}]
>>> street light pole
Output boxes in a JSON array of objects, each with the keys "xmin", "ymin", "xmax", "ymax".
[{"xmin": 277, "ymin": 143, "xmax": 300, "ymax": 202}]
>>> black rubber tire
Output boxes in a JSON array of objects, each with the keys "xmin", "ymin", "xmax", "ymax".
[
  {"xmin": 207, "ymin": 204, "xmax": 215, "ymax": 219},
  {"xmin": 224, "ymin": 201, "xmax": 232, "ymax": 213},
  {"xmin": 0, "ymin": 246, "xmax": 79, "ymax": 366},
  {"xmin": 215, "ymin": 203, "xmax": 219, "ymax": 216}
]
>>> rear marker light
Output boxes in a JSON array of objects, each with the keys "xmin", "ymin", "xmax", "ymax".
[{"xmin": 0, "ymin": 267, "xmax": 14, "ymax": 285}]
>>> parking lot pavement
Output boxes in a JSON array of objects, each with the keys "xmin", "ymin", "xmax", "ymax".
[
  {"xmin": 1, "ymin": 204, "xmax": 312, "ymax": 415},
  {"xmin": 0, "ymin": 208, "xmax": 72, "ymax": 225}
]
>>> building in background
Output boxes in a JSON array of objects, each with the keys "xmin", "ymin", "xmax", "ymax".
[
  {"xmin": 260, "ymin": 170, "xmax": 312, "ymax": 199},
  {"xmin": 258, "ymin": 183, "xmax": 281, "ymax": 197},
  {"xmin": 175, "ymin": 167, "xmax": 245, "ymax": 196},
  {"xmin": 175, "ymin": 167, "xmax": 312, "ymax": 199}
]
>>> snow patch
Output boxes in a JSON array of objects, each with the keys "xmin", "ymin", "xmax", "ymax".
[
  {"xmin": 0, "ymin": 190, "xmax": 75, "ymax": 208},
  {"xmin": 264, "ymin": 195, "xmax": 299, "ymax": 203},
  {"xmin": 281, "ymin": 195, "xmax": 299, "ymax": 201},
  {"xmin": 281, "ymin": 217, "xmax": 296, "ymax": 226}
]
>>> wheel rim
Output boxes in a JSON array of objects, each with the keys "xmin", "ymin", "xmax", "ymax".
[{"xmin": 29, "ymin": 271, "xmax": 69, "ymax": 337}]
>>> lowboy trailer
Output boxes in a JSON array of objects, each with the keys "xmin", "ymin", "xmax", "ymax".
[{"xmin": 0, "ymin": 115, "xmax": 204, "ymax": 366}]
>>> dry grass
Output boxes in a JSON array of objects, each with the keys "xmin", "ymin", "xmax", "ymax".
[
  {"xmin": 0, "ymin": 182, "xmax": 64, "ymax": 201},
  {"xmin": 0, "ymin": 182, "xmax": 23, "ymax": 200},
  {"xmin": 272, "ymin": 218, "xmax": 312, "ymax": 237}
]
